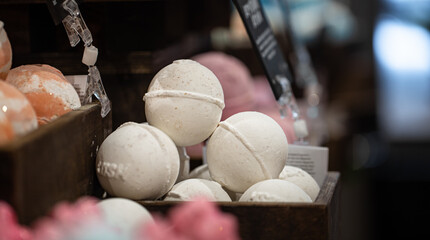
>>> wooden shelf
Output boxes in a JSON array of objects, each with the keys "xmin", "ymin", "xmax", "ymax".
[
  {"xmin": 140, "ymin": 172, "xmax": 341, "ymax": 240},
  {"xmin": 0, "ymin": 103, "xmax": 112, "ymax": 224}
]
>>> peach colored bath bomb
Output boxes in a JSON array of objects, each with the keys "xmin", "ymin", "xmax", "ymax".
[
  {"xmin": 0, "ymin": 21, "xmax": 12, "ymax": 80},
  {"xmin": 96, "ymin": 122, "xmax": 180, "ymax": 200},
  {"xmin": 143, "ymin": 59, "xmax": 224, "ymax": 147},
  {"xmin": 207, "ymin": 111, "xmax": 288, "ymax": 193},
  {"xmin": 0, "ymin": 110, "xmax": 14, "ymax": 144},
  {"xmin": 239, "ymin": 179, "xmax": 312, "ymax": 203},
  {"xmin": 0, "ymin": 80, "xmax": 37, "ymax": 136},
  {"xmin": 6, "ymin": 64, "xmax": 81, "ymax": 125}
]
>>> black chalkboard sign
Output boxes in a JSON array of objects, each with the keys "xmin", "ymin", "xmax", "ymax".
[{"xmin": 232, "ymin": 0, "xmax": 293, "ymax": 100}]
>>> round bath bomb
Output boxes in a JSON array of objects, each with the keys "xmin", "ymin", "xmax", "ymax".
[
  {"xmin": 143, "ymin": 59, "xmax": 225, "ymax": 147},
  {"xmin": 0, "ymin": 110, "xmax": 14, "ymax": 144},
  {"xmin": 192, "ymin": 52, "xmax": 255, "ymax": 120},
  {"xmin": 207, "ymin": 111, "xmax": 288, "ymax": 193},
  {"xmin": 188, "ymin": 164, "xmax": 212, "ymax": 180},
  {"xmin": 6, "ymin": 64, "xmax": 81, "ymax": 125},
  {"xmin": 97, "ymin": 198, "xmax": 153, "ymax": 235},
  {"xmin": 0, "ymin": 21, "xmax": 12, "ymax": 80},
  {"xmin": 164, "ymin": 178, "xmax": 231, "ymax": 202},
  {"xmin": 239, "ymin": 179, "xmax": 312, "ymax": 203},
  {"xmin": 0, "ymin": 81, "xmax": 37, "ymax": 136},
  {"xmin": 96, "ymin": 122, "xmax": 180, "ymax": 200},
  {"xmin": 188, "ymin": 164, "xmax": 240, "ymax": 200},
  {"xmin": 279, "ymin": 165, "xmax": 320, "ymax": 201}
]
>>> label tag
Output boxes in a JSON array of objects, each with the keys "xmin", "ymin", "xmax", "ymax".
[
  {"xmin": 232, "ymin": 0, "xmax": 293, "ymax": 100},
  {"xmin": 286, "ymin": 144, "xmax": 329, "ymax": 187},
  {"xmin": 45, "ymin": 0, "xmax": 81, "ymax": 25},
  {"xmin": 65, "ymin": 75, "xmax": 89, "ymax": 104}
]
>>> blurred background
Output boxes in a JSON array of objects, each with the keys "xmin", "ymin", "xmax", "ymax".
[{"xmin": 1, "ymin": 0, "xmax": 430, "ymax": 239}]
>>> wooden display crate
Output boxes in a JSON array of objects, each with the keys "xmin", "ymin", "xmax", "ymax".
[
  {"xmin": 0, "ymin": 103, "xmax": 111, "ymax": 224},
  {"xmin": 140, "ymin": 171, "xmax": 340, "ymax": 240}
]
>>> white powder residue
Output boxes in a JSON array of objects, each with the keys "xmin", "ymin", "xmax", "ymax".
[
  {"xmin": 279, "ymin": 166, "xmax": 306, "ymax": 179},
  {"xmin": 16, "ymin": 74, "xmax": 41, "ymax": 93},
  {"xmin": 37, "ymin": 77, "xmax": 81, "ymax": 110},
  {"xmin": 11, "ymin": 73, "xmax": 81, "ymax": 110},
  {"xmin": 249, "ymin": 192, "xmax": 285, "ymax": 202}
]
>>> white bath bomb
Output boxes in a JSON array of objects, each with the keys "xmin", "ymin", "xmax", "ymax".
[
  {"xmin": 239, "ymin": 179, "xmax": 312, "ymax": 202},
  {"xmin": 188, "ymin": 164, "xmax": 212, "ymax": 180},
  {"xmin": 207, "ymin": 111, "xmax": 288, "ymax": 193},
  {"xmin": 143, "ymin": 59, "xmax": 225, "ymax": 147},
  {"xmin": 164, "ymin": 178, "xmax": 232, "ymax": 202},
  {"xmin": 188, "ymin": 164, "xmax": 241, "ymax": 201},
  {"xmin": 97, "ymin": 198, "xmax": 153, "ymax": 235},
  {"xmin": 279, "ymin": 165, "xmax": 320, "ymax": 201},
  {"xmin": 96, "ymin": 122, "xmax": 180, "ymax": 200}
]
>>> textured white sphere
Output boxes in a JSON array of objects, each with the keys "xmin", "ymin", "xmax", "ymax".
[
  {"xmin": 279, "ymin": 165, "xmax": 320, "ymax": 201},
  {"xmin": 97, "ymin": 198, "xmax": 153, "ymax": 234},
  {"xmin": 188, "ymin": 164, "xmax": 212, "ymax": 180},
  {"xmin": 207, "ymin": 111, "xmax": 288, "ymax": 193},
  {"xmin": 143, "ymin": 59, "xmax": 224, "ymax": 147},
  {"xmin": 239, "ymin": 179, "xmax": 312, "ymax": 203},
  {"xmin": 96, "ymin": 122, "xmax": 180, "ymax": 200},
  {"xmin": 164, "ymin": 178, "xmax": 232, "ymax": 202}
]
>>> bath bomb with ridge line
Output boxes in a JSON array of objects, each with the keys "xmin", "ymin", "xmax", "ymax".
[
  {"xmin": 96, "ymin": 122, "xmax": 180, "ymax": 200},
  {"xmin": 143, "ymin": 59, "xmax": 224, "ymax": 147},
  {"xmin": 239, "ymin": 179, "xmax": 312, "ymax": 203},
  {"xmin": 164, "ymin": 178, "xmax": 232, "ymax": 202},
  {"xmin": 279, "ymin": 165, "xmax": 320, "ymax": 201},
  {"xmin": 207, "ymin": 111, "xmax": 288, "ymax": 193}
]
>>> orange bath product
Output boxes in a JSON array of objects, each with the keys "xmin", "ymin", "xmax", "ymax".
[
  {"xmin": 0, "ymin": 80, "xmax": 37, "ymax": 136},
  {"xmin": 6, "ymin": 64, "xmax": 81, "ymax": 125},
  {"xmin": 0, "ymin": 110, "xmax": 14, "ymax": 144}
]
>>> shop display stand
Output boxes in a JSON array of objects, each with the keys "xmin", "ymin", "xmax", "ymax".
[
  {"xmin": 0, "ymin": 1, "xmax": 340, "ymax": 239},
  {"xmin": 140, "ymin": 172, "xmax": 340, "ymax": 240}
]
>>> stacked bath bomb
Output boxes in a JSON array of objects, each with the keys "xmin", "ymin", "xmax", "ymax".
[
  {"xmin": 96, "ymin": 59, "xmax": 229, "ymax": 201},
  {"xmin": 96, "ymin": 59, "xmax": 319, "ymax": 203}
]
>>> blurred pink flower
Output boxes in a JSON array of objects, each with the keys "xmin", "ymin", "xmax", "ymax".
[
  {"xmin": 0, "ymin": 201, "xmax": 32, "ymax": 240},
  {"xmin": 170, "ymin": 198, "xmax": 240, "ymax": 240},
  {"xmin": 31, "ymin": 197, "xmax": 101, "ymax": 240},
  {"xmin": 142, "ymin": 197, "xmax": 240, "ymax": 240},
  {"xmin": 142, "ymin": 215, "xmax": 187, "ymax": 240}
]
